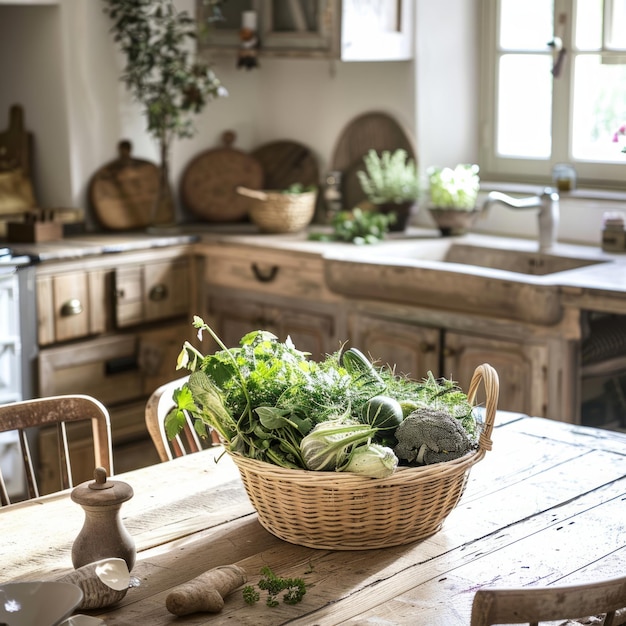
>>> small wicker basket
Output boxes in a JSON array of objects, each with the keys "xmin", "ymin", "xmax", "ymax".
[
  {"xmin": 230, "ymin": 363, "xmax": 499, "ymax": 550},
  {"xmin": 237, "ymin": 186, "xmax": 317, "ymax": 234}
]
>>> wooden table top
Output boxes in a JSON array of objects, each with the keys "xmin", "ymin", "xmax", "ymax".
[{"xmin": 2, "ymin": 412, "xmax": 626, "ymax": 625}]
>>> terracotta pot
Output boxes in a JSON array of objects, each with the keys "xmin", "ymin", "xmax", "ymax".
[
  {"xmin": 428, "ymin": 207, "xmax": 480, "ymax": 236},
  {"xmin": 375, "ymin": 201, "xmax": 416, "ymax": 232}
]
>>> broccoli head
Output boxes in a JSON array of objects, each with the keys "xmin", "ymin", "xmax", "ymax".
[{"xmin": 394, "ymin": 407, "xmax": 473, "ymax": 465}]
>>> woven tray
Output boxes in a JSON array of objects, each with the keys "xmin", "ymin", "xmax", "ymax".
[{"xmin": 230, "ymin": 363, "xmax": 499, "ymax": 550}]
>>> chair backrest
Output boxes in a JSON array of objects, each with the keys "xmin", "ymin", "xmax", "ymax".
[
  {"xmin": 145, "ymin": 376, "xmax": 219, "ymax": 462},
  {"xmin": 470, "ymin": 576, "xmax": 626, "ymax": 626},
  {"xmin": 0, "ymin": 394, "xmax": 113, "ymax": 505}
]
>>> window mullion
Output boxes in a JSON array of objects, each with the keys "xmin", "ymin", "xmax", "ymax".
[{"xmin": 551, "ymin": 0, "xmax": 574, "ymax": 164}]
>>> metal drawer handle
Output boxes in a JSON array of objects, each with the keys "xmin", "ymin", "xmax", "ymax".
[
  {"xmin": 251, "ymin": 263, "xmax": 279, "ymax": 283},
  {"xmin": 149, "ymin": 284, "xmax": 168, "ymax": 301},
  {"xmin": 60, "ymin": 298, "xmax": 83, "ymax": 317}
]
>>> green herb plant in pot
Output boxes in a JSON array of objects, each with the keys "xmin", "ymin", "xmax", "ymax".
[
  {"xmin": 427, "ymin": 164, "xmax": 481, "ymax": 236},
  {"xmin": 357, "ymin": 149, "xmax": 420, "ymax": 232}
]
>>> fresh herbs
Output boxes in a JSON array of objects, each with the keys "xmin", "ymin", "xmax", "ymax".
[
  {"xmin": 242, "ymin": 566, "xmax": 306, "ymax": 607},
  {"xmin": 309, "ymin": 207, "xmax": 394, "ymax": 244},
  {"xmin": 357, "ymin": 149, "xmax": 420, "ymax": 204},
  {"xmin": 167, "ymin": 317, "xmax": 477, "ymax": 472}
]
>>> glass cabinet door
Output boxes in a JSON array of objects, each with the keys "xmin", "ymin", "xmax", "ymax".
[
  {"xmin": 197, "ymin": 0, "xmax": 261, "ymax": 49},
  {"xmin": 261, "ymin": 0, "xmax": 335, "ymax": 53}
]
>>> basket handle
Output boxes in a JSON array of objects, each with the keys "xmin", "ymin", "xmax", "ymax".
[
  {"xmin": 237, "ymin": 186, "xmax": 268, "ymax": 201},
  {"xmin": 466, "ymin": 363, "xmax": 499, "ymax": 454}
]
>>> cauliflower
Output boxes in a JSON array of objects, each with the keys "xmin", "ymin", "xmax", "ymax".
[{"xmin": 394, "ymin": 407, "xmax": 473, "ymax": 465}]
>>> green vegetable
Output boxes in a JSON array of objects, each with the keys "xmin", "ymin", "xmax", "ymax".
[
  {"xmin": 242, "ymin": 566, "xmax": 306, "ymax": 607},
  {"xmin": 167, "ymin": 317, "xmax": 477, "ymax": 472},
  {"xmin": 360, "ymin": 395, "xmax": 404, "ymax": 431},
  {"xmin": 342, "ymin": 443, "xmax": 398, "ymax": 478},
  {"xmin": 300, "ymin": 419, "xmax": 378, "ymax": 471},
  {"xmin": 341, "ymin": 347, "xmax": 385, "ymax": 391},
  {"xmin": 308, "ymin": 207, "xmax": 394, "ymax": 244},
  {"xmin": 394, "ymin": 407, "xmax": 474, "ymax": 465},
  {"xmin": 357, "ymin": 149, "xmax": 420, "ymax": 204}
]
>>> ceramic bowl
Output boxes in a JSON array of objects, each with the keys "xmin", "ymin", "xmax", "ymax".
[{"xmin": 0, "ymin": 581, "xmax": 83, "ymax": 626}]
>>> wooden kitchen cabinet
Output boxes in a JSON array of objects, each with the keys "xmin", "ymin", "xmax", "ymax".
[
  {"xmin": 347, "ymin": 308, "xmax": 550, "ymax": 417},
  {"xmin": 35, "ymin": 245, "xmax": 197, "ymax": 493},
  {"xmin": 207, "ymin": 290, "xmax": 339, "ymax": 361},
  {"xmin": 196, "ymin": 0, "xmax": 413, "ymax": 61},
  {"xmin": 443, "ymin": 331, "xmax": 549, "ymax": 418},
  {"xmin": 348, "ymin": 313, "xmax": 440, "ymax": 379},
  {"xmin": 201, "ymin": 242, "xmax": 345, "ymax": 361},
  {"xmin": 115, "ymin": 257, "xmax": 191, "ymax": 328},
  {"xmin": 37, "ymin": 268, "xmax": 107, "ymax": 346}
]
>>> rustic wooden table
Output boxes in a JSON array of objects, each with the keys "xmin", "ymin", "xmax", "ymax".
[{"xmin": 2, "ymin": 412, "xmax": 625, "ymax": 625}]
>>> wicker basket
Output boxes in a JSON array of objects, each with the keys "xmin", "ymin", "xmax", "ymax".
[
  {"xmin": 229, "ymin": 363, "xmax": 499, "ymax": 550},
  {"xmin": 237, "ymin": 186, "xmax": 317, "ymax": 233}
]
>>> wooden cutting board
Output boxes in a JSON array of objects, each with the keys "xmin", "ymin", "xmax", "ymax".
[
  {"xmin": 251, "ymin": 140, "xmax": 319, "ymax": 190},
  {"xmin": 331, "ymin": 111, "xmax": 416, "ymax": 211},
  {"xmin": 89, "ymin": 140, "xmax": 168, "ymax": 230},
  {"xmin": 180, "ymin": 131, "xmax": 263, "ymax": 222}
]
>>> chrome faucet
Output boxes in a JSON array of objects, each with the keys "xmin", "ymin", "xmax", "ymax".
[{"xmin": 482, "ymin": 188, "xmax": 560, "ymax": 252}]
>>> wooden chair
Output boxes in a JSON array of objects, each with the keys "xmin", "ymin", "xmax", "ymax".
[
  {"xmin": 145, "ymin": 376, "xmax": 219, "ymax": 462},
  {"xmin": 470, "ymin": 576, "xmax": 626, "ymax": 626},
  {"xmin": 0, "ymin": 394, "xmax": 113, "ymax": 505}
]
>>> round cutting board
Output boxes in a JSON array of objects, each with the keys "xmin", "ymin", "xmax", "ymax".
[
  {"xmin": 180, "ymin": 131, "xmax": 263, "ymax": 222},
  {"xmin": 331, "ymin": 111, "xmax": 416, "ymax": 211},
  {"xmin": 89, "ymin": 140, "xmax": 167, "ymax": 230},
  {"xmin": 251, "ymin": 140, "xmax": 319, "ymax": 190}
]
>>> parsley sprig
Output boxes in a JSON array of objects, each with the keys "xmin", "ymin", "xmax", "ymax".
[{"xmin": 243, "ymin": 566, "xmax": 306, "ymax": 607}]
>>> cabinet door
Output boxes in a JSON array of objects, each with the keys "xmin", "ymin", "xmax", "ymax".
[
  {"xmin": 144, "ymin": 258, "xmax": 190, "ymax": 322},
  {"xmin": 262, "ymin": 0, "xmax": 334, "ymax": 53},
  {"xmin": 208, "ymin": 294, "xmax": 339, "ymax": 362},
  {"xmin": 115, "ymin": 258, "xmax": 190, "ymax": 328},
  {"xmin": 443, "ymin": 331, "xmax": 549, "ymax": 417},
  {"xmin": 340, "ymin": 0, "xmax": 413, "ymax": 61},
  {"xmin": 348, "ymin": 314, "xmax": 440, "ymax": 380},
  {"xmin": 37, "ymin": 270, "xmax": 107, "ymax": 345}
]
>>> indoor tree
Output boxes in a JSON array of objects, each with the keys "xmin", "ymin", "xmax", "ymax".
[{"xmin": 103, "ymin": 0, "xmax": 227, "ymax": 226}]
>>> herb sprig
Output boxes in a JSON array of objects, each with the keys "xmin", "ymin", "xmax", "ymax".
[{"xmin": 243, "ymin": 566, "xmax": 307, "ymax": 607}]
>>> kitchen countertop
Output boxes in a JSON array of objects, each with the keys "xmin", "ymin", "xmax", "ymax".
[
  {"xmin": 3, "ymin": 231, "xmax": 199, "ymax": 263},
  {"xmin": 5, "ymin": 224, "xmax": 626, "ymax": 308}
]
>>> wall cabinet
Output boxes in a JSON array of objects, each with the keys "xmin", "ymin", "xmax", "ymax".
[{"xmin": 197, "ymin": 0, "xmax": 413, "ymax": 61}]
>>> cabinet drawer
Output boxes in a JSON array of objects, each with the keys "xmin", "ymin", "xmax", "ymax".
[
  {"xmin": 37, "ymin": 270, "xmax": 107, "ymax": 345},
  {"xmin": 38, "ymin": 334, "xmax": 144, "ymax": 406},
  {"xmin": 38, "ymin": 323, "xmax": 193, "ymax": 407},
  {"xmin": 115, "ymin": 258, "xmax": 191, "ymax": 328},
  {"xmin": 205, "ymin": 246, "xmax": 332, "ymax": 301}
]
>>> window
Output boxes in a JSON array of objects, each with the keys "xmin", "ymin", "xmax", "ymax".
[{"xmin": 480, "ymin": 0, "xmax": 626, "ymax": 188}]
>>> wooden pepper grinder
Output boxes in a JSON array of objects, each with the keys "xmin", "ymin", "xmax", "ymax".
[{"xmin": 71, "ymin": 466, "xmax": 136, "ymax": 571}]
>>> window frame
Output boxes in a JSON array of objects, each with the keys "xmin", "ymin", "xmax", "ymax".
[{"xmin": 479, "ymin": 0, "xmax": 626, "ymax": 190}]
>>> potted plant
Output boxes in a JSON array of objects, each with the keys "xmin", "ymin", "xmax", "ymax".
[
  {"xmin": 103, "ymin": 0, "xmax": 227, "ymax": 228},
  {"xmin": 357, "ymin": 149, "xmax": 420, "ymax": 231},
  {"xmin": 426, "ymin": 163, "xmax": 481, "ymax": 236}
]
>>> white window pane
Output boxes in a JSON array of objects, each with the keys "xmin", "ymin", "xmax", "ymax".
[
  {"xmin": 500, "ymin": 0, "xmax": 553, "ymax": 50},
  {"xmin": 604, "ymin": 0, "xmax": 626, "ymax": 49},
  {"xmin": 497, "ymin": 55, "xmax": 553, "ymax": 158},
  {"xmin": 575, "ymin": 0, "xmax": 602, "ymax": 50},
  {"xmin": 571, "ymin": 55, "xmax": 626, "ymax": 160}
]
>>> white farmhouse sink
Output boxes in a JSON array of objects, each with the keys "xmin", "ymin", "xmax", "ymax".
[
  {"xmin": 404, "ymin": 242, "xmax": 604, "ymax": 276},
  {"xmin": 322, "ymin": 235, "xmax": 614, "ymax": 324}
]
